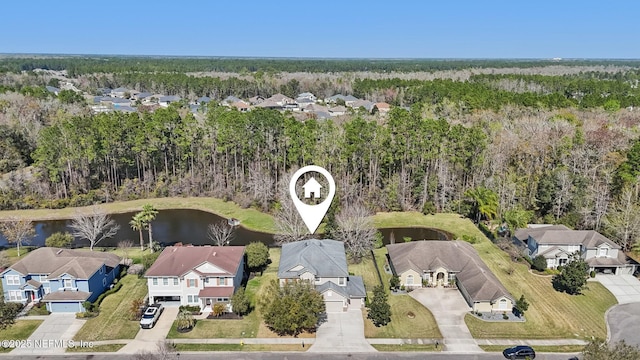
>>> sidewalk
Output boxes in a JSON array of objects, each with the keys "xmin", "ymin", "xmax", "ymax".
[{"xmin": 476, "ymin": 339, "xmax": 588, "ymax": 346}]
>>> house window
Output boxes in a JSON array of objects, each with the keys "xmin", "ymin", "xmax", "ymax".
[
  {"xmin": 448, "ymin": 273, "xmax": 456, "ymax": 283},
  {"xmin": 6, "ymin": 275, "xmax": 20, "ymax": 285},
  {"xmin": 8, "ymin": 290, "xmax": 22, "ymax": 301},
  {"xmin": 314, "ymin": 275, "xmax": 320, "ymax": 283},
  {"xmin": 63, "ymin": 279, "xmax": 73, "ymax": 288},
  {"xmin": 152, "ymin": 278, "xmax": 158, "ymax": 286},
  {"xmin": 339, "ymin": 277, "xmax": 345, "ymax": 286},
  {"xmin": 103, "ymin": 278, "xmax": 107, "ymax": 286},
  {"xmin": 99, "ymin": 266, "xmax": 103, "ymax": 274},
  {"xmin": 327, "ymin": 291, "xmax": 332, "ymax": 297},
  {"xmin": 406, "ymin": 275, "xmax": 414, "ymax": 285},
  {"xmin": 219, "ymin": 277, "xmax": 226, "ymax": 286},
  {"xmin": 44, "ymin": 287, "xmax": 50, "ymax": 294},
  {"xmin": 188, "ymin": 279, "xmax": 196, "ymax": 287},
  {"xmin": 599, "ymin": 247, "xmax": 609, "ymax": 257},
  {"xmin": 187, "ymin": 295, "xmax": 199, "ymax": 303},
  {"xmin": 173, "ymin": 278, "xmax": 179, "ymax": 286},
  {"xmin": 499, "ymin": 298, "xmax": 508, "ymax": 310},
  {"xmin": 163, "ymin": 278, "xmax": 169, "ymax": 286}
]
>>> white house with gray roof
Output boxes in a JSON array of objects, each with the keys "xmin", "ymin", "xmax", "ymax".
[
  {"xmin": 278, "ymin": 239, "xmax": 366, "ymax": 313},
  {"xmin": 387, "ymin": 240, "xmax": 514, "ymax": 313},
  {"xmin": 517, "ymin": 225, "xmax": 638, "ymax": 274}
]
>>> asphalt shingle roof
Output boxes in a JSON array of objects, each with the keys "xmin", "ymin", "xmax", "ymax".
[
  {"xmin": 144, "ymin": 246, "xmax": 245, "ymax": 277},
  {"xmin": 8, "ymin": 248, "xmax": 120, "ymax": 280},
  {"xmin": 278, "ymin": 239, "xmax": 349, "ymax": 279}
]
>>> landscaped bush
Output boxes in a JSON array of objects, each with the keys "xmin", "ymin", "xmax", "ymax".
[
  {"xmin": 531, "ymin": 255, "xmax": 548, "ymax": 272},
  {"xmin": 176, "ymin": 309, "xmax": 196, "ymax": 332},
  {"xmin": 27, "ymin": 302, "xmax": 50, "ymax": 316},
  {"xmin": 94, "ymin": 280, "xmax": 124, "ymax": 308},
  {"xmin": 179, "ymin": 305, "xmax": 201, "ymax": 314},
  {"xmin": 127, "ymin": 264, "xmax": 144, "ymax": 275},
  {"xmin": 590, "ymin": 270, "xmax": 596, "ymax": 278}
]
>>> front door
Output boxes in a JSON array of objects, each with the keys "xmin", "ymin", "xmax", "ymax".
[{"xmin": 436, "ymin": 272, "xmax": 445, "ymax": 286}]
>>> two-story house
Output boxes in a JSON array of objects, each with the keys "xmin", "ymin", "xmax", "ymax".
[
  {"xmin": 517, "ymin": 225, "xmax": 638, "ymax": 275},
  {"xmin": 278, "ymin": 239, "xmax": 366, "ymax": 313},
  {"xmin": 0, "ymin": 248, "xmax": 121, "ymax": 313},
  {"xmin": 144, "ymin": 245, "xmax": 245, "ymax": 312}
]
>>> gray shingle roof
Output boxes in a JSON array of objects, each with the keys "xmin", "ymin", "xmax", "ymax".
[
  {"xmin": 42, "ymin": 290, "xmax": 91, "ymax": 302},
  {"xmin": 387, "ymin": 240, "xmax": 513, "ymax": 303},
  {"xmin": 530, "ymin": 230, "xmax": 620, "ymax": 249},
  {"xmin": 278, "ymin": 239, "xmax": 349, "ymax": 279},
  {"xmin": 7, "ymin": 248, "xmax": 120, "ymax": 280}
]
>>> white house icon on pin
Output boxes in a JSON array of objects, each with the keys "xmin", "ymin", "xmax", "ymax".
[{"xmin": 302, "ymin": 177, "xmax": 322, "ymax": 199}]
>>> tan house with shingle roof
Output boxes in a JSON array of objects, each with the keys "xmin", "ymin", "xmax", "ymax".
[
  {"xmin": 387, "ymin": 240, "xmax": 514, "ymax": 313},
  {"xmin": 144, "ymin": 245, "xmax": 245, "ymax": 312}
]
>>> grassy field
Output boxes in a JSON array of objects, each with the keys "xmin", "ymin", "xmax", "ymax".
[
  {"xmin": 66, "ymin": 344, "xmax": 125, "ymax": 353},
  {"xmin": 363, "ymin": 295, "xmax": 442, "ymax": 339},
  {"xmin": 349, "ymin": 246, "xmax": 441, "ymax": 340},
  {"xmin": 370, "ymin": 212, "xmax": 617, "ymax": 340},
  {"xmin": 480, "ymin": 345, "xmax": 584, "ymax": 353},
  {"xmin": 73, "ymin": 274, "xmax": 148, "ymax": 341},
  {"xmin": 0, "ymin": 320, "xmax": 43, "ymax": 353},
  {"xmin": 0, "ymin": 197, "xmax": 276, "ymax": 233},
  {"xmin": 372, "ymin": 344, "xmax": 440, "ymax": 351},
  {"xmin": 174, "ymin": 343, "xmax": 307, "ymax": 351}
]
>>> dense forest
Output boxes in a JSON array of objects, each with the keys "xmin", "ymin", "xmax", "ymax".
[{"xmin": 2, "ymin": 57, "xmax": 640, "ymax": 251}]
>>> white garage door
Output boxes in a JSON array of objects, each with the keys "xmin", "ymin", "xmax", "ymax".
[{"xmin": 325, "ymin": 301, "xmax": 344, "ymax": 313}]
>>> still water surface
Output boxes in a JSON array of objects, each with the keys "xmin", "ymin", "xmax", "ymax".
[{"xmin": 0, "ymin": 209, "xmax": 450, "ymax": 248}]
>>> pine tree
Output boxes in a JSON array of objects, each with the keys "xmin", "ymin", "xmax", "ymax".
[{"xmin": 367, "ymin": 285, "xmax": 391, "ymax": 327}]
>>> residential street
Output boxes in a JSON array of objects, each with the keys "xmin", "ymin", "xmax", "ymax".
[
  {"xmin": 607, "ymin": 302, "xmax": 640, "ymax": 347},
  {"xmin": 0, "ymin": 352, "xmax": 580, "ymax": 360}
]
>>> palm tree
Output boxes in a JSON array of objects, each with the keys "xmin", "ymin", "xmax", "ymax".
[
  {"xmin": 464, "ymin": 187, "xmax": 499, "ymax": 223},
  {"xmin": 140, "ymin": 204, "xmax": 158, "ymax": 251},
  {"xmin": 130, "ymin": 213, "xmax": 146, "ymax": 251}
]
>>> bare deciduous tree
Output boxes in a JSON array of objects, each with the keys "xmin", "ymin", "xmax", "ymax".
[
  {"xmin": 207, "ymin": 220, "xmax": 234, "ymax": 246},
  {"xmin": 603, "ymin": 187, "xmax": 640, "ymax": 251},
  {"xmin": 69, "ymin": 207, "xmax": 120, "ymax": 251},
  {"xmin": 0, "ymin": 217, "xmax": 35, "ymax": 257},
  {"xmin": 132, "ymin": 340, "xmax": 178, "ymax": 360},
  {"xmin": 335, "ymin": 202, "xmax": 376, "ymax": 263},
  {"xmin": 274, "ymin": 198, "xmax": 308, "ymax": 245},
  {"xmin": 118, "ymin": 240, "xmax": 134, "ymax": 266}
]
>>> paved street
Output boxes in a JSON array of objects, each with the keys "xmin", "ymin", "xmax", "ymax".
[
  {"xmin": 607, "ymin": 303, "xmax": 640, "ymax": 346},
  {"xmin": 309, "ymin": 309, "xmax": 376, "ymax": 353},
  {"xmin": 410, "ymin": 288, "xmax": 482, "ymax": 353},
  {"xmin": 0, "ymin": 352, "xmax": 581, "ymax": 360},
  {"xmin": 596, "ymin": 274, "xmax": 640, "ymax": 304}
]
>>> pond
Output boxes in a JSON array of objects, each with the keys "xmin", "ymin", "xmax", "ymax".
[{"xmin": 0, "ymin": 209, "xmax": 451, "ymax": 248}]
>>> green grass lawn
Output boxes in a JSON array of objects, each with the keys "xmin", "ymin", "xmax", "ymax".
[
  {"xmin": 372, "ymin": 344, "xmax": 440, "ymax": 351},
  {"xmin": 0, "ymin": 197, "xmax": 276, "ymax": 233},
  {"xmin": 73, "ymin": 274, "xmax": 148, "ymax": 341},
  {"xmin": 0, "ymin": 320, "xmax": 43, "ymax": 353},
  {"xmin": 364, "ymin": 295, "xmax": 442, "ymax": 339},
  {"xmin": 66, "ymin": 344, "xmax": 125, "ymax": 352},
  {"xmin": 371, "ymin": 212, "xmax": 617, "ymax": 340},
  {"xmin": 174, "ymin": 343, "xmax": 307, "ymax": 352}
]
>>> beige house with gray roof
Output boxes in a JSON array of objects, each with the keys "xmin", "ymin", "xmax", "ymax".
[{"xmin": 387, "ymin": 240, "xmax": 514, "ymax": 313}]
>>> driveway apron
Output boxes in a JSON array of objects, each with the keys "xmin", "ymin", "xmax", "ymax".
[
  {"xmin": 308, "ymin": 309, "xmax": 375, "ymax": 353},
  {"xmin": 11, "ymin": 313, "xmax": 84, "ymax": 355},
  {"xmin": 119, "ymin": 306, "xmax": 180, "ymax": 354},
  {"xmin": 410, "ymin": 288, "xmax": 482, "ymax": 353}
]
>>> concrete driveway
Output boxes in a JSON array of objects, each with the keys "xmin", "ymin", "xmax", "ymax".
[
  {"xmin": 119, "ymin": 306, "xmax": 179, "ymax": 354},
  {"xmin": 410, "ymin": 288, "xmax": 482, "ymax": 353},
  {"xmin": 596, "ymin": 274, "xmax": 640, "ymax": 304},
  {"xmin": 308, "ymin": 309, "xmax": 375, "ymax": 353},
  {"xmin": 607, "ymin": 303, "xmax": 640, "ymax": 346},
  {"xmin": 12, "ymin": 313, "xmax": 84, "ymax": 355}
]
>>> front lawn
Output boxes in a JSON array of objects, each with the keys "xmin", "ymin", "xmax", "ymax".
[
  {"xmin": 174, "ymin": 344, "xmax": 307, "ymax": 352},
  {"xmin": 73, "ymin": 274, "xmax": 148, "ymax": 341},
  {"xmin": 0, "ymin": 320, "xmax": 43, "ymax": 353},
  {"xmin": 371, "ymin": 212, "xmax": 617, "ymax": 340},
  {"xmin": 363, "ymin": 294, "xmax": 442, "ymax": 339}
]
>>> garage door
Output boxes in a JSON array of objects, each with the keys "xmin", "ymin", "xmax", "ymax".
[
  {"xmin": 325, "ymin": 301, "xmax": 344, "ymax": 313},
  {"xmin": 49, "ymin": 302, "xmax": 81, "ymax": 313}
]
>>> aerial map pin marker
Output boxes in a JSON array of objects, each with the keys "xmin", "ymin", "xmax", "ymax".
[{"xmin": 289, "ymin": 165, "xmax": 336, "ymax": 234}]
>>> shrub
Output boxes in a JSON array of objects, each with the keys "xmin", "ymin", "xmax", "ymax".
[
  {"xmin": 502, "ymin": 312, "xmax": 509, "ymax": 320},
  {"xmin": 127, "ymin": 264, "xmax": 144, "ymax": 275},
  {"xmin": 83, "ymin": 301, "xmax": 95, "ymax": 313},
  {"xmin": 129, "ymin": 298, "xmax": 145, "ymax": 320},
  {"xmin": 94, "ymin": 280, "xmax": 124, "ymax": 308},
  {"xmin": 531, "ymin": 255, "xmax": 548, "ymax": 272},
  {"xmin": 212, "ymin": 303, "xmax": 226, "ymax": 317},
  {"xmin": 389, "ymin": 275, "xmax": 400, "ymax": 290},
  {"xmin": 179, "ymin": 305, "xmax": 201, "ymax": 314},
  {"xmin": 176, "ymin": 309, "xmax": 196, "ymax": 331},
  {"xmin": 590, "ymin": 270, "xmax": 596, "ymax": 278}
]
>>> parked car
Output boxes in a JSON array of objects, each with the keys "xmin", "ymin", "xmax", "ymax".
[
  {"xmin": 139, "ymin": 303, "xmax": 164, "ymax": 329},
  {"xmin": 503, "ymin": 345, "xmax": 536, "ymax": 359}
]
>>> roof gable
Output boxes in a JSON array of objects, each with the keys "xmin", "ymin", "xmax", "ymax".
[
  {"xmin": 195, "ymin": 262, "xmax": 228, "ymax": 275},
  {"xmin": 144, "ymin": 246, "xmax": 245, "ymax": 277},
  {"xmin": 278, "ymin": 239, "xmax": 349, "ymax": 279}
]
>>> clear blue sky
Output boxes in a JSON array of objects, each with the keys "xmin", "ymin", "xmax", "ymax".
[{"xmin": 1, "ymin": 0, "xmax": 638, "ymax": 58}]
